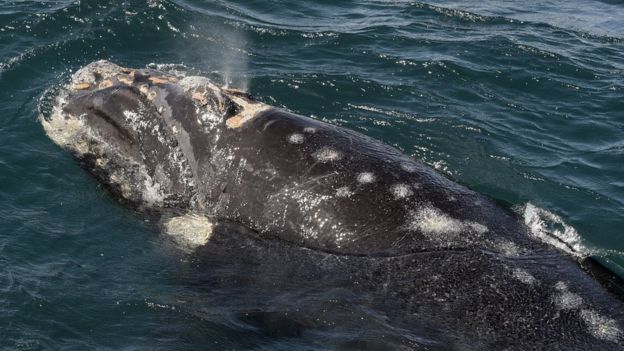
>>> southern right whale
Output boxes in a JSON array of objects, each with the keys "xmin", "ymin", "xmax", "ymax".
[{"xmin": 40, "ymin": 60, "xmax": 623, "ymax": 350}]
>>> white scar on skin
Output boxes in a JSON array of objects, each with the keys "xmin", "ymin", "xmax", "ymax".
[
  {"xmin": 579, "ymin": 309, "xmax": 622, "ymax": 342},
  {"xmin": 552, "ymin": 281, "xmax": 584, "ymax": 310},
  {"xmin": 512, "ymin": 268, "xmax": 538, "ymax": 285},
  {"xmin": 336, "ymin": 186, "xmax": 354, "ymax": 198},
  {"xmin": 408, "ymin": 205, "xmax": 488, "ymax": 237},
  {"xmin": 391, "ymin": 183, "xmax": 413, "ymax": 199},
  {"xmin": 289, "ymin": 133, "xmax": 304, "ymax": 144},
  {"xmin": 357, "ymin": 172, "xmax": 375, "ymax": 184},
  {"xmin": 163, "ymin": 214, "xmax": 214, "ymax": 251},
  {"xmin": 313, "ymin": 147, "xmax": 342, "ymax": 162}
]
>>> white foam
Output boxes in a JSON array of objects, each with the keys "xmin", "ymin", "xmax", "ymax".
[
  {"xmin": 391, "ymin": 183, "xmax": 413, "ymax": 199},
  {"xmin": 163, "ymin": 214, "xmax": 213, "ymax": 251},
  {"xmin": 522, "ymin": 203, "xmax": 584, "ymax": 257},
  {"xmin": 357, "ymin": 172, "xmax": 376, "ymax": 184},
  {"xmin": 142, "ymin": 174, "xmax": 165, "ymax": 206},
  {"xmin": 288, "ymin": 133, "xmax": 304, "ymax": 144},
  {"xmin": 313, "ymin": 147, "xmax": 342, "ymax": 162}
]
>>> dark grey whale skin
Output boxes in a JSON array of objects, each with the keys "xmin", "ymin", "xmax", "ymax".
[{"xmin": 51, "ymin": 62, "xmax": 623, "ymax": 350}]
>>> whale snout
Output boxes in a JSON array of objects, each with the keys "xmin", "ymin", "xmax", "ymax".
[{"xmin": 41, "ymin": 60, "xmax": 196, "ymax": 209}]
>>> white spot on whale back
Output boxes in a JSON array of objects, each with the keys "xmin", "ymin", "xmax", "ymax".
[
  {"xmin": 580, "ymin": 309, "xmax": 622, "ymax": 342},
  {"xmin": 336, "ymin": 186, "xmax": 353, "ymax": 198},
  {"xmin": 496, "ymin": 239, "xmax": 522, "ymax": 257},
  {"xmin": 391, "ymin": 183, "xmax": 413, "ymax": 199},
  {"xmin": 410, "ymin": 206, "xmax": 463, "ymax": 235},
  {"xmin": 468, "ymin": 222, "xmax": 488, "ymax": 234},
  {"xmin": 552, "ymin": 281, "xmax": 584, "ymax": 310},
  {"xmin": 512, "ymin": 268, "xmax": 537, "ymax": 285},
  {"xmin": 313, "ymin": 147, "xmax": 342, "ymax": 162},
  {"xmin": 357, "ymin": 172, "xmax": 375, "ymax": 184},
  {"xmin": 289, "ymin": 133, "xmax": 304, "ymax": 144},
  {"xmin": 303, "ymin": 127, "xmax": 316, "ymax": 133},
  {"xmin": 163, "ymin": 214, "xmax": 214, "ymax": 251},
  {"xmin": 408, "ymin": 205, "xmax": 488, "ymax": 237}
]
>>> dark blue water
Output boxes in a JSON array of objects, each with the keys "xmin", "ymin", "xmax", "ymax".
[{"xmin": 1, "ymin": 0, "xmax": 623, "ymax": 349}]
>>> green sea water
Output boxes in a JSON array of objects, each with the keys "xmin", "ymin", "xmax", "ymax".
[{"xmin": 1, "ymin": 0, "xmax": 623, "ymax": 349}]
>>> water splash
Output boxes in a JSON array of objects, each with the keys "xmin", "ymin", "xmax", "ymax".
[{"xmin": 520, "ymin": 203, "xmax": 623, "ymax": 259}]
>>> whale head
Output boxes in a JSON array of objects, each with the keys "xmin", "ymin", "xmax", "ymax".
[
  {"xmin": 41, "ymin": 60, "xmax": 203, "ymax": 210},
  {"xmin": 41, "ymin": 60, "xmax": 269, "ymax": 211}
]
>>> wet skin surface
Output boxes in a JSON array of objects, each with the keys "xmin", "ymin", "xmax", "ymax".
[{"xmin": 41, "ymin": 61, "xmax": 624, "ymax": 350}]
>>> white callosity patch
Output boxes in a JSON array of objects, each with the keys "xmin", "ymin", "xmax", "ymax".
[
  {"xmin": 181, "ymin": 76, "xmax": 270, "ymax": 129},
  {"xmin": 71, "ymin": 60, "xmax": 122, "ymax": 87},
  {"xmin": 179, "ymin": 76, "xmax": 222, "ymax": 94},
  {"xmin": 522, "ymin": 203, "xmax": 585, "ymax": 257},
  {"xmin": 357, "ymin": 172, "xmax": 375, "ymax": 184},
  {"xmin": 303, "ymin": 127, "xmax": 316, "ymax": 134},
  {"xmin": 391, "ymin": 183, "xmax": 413, "ymax": 199},
  {"xmin": 42, "ymin": 95, "xmax": 166, "ymax": 205},
  {"xmin": 408, "ymin": 205, "xmax": 488, "ymax": 239},
  {"xmin": 512, "ymin": 268, "xmax": 538, "ymax": 285},
  {"xmin": 552, "ymin": 281, "xmax": 584, "ymax": 310},
  {"xmin": 163, "ymin": 214, "xmax": 213, "ymax": 251},
  {"xmin": 288, "ymin": 133, "xmax": 304, "ymax": 144},
  {"xmin": 313, "ymin": 147, "xmax": 342, "ymax": 163},
  {"xmin": 335, "ymin": 186, "xmax": 354, "ymax": 198},
  {"xmin": 40, "ymin": 93, "xmax": 88, "ymax": 154},
  {"xmin": 579, "ymin": 309, "xmax": 622, "ymax": 342}
]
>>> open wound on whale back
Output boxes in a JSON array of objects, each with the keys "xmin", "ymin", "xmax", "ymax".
[{"xmin": 163, "ymin": 214, "xmax": 214, "ymax": 251}]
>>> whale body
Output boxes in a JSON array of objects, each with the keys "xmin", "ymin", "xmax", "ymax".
[{"xmin": 40, "ymin": 60, "xmax": 624, "ymax": 350}]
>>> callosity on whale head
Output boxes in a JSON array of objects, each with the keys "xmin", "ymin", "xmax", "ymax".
[{"xmin": 40, "ymin": 60, "xmax": 249, "ymax": 210}]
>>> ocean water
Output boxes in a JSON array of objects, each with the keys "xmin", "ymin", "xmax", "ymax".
[{"xmin": 1, "ymin": 0, "xmax": 623, "ymax": 349}]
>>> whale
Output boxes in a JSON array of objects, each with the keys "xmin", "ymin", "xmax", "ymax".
[{"xmin": 40, "ymin": 60, "xmax": 624, "ymax": 350}]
